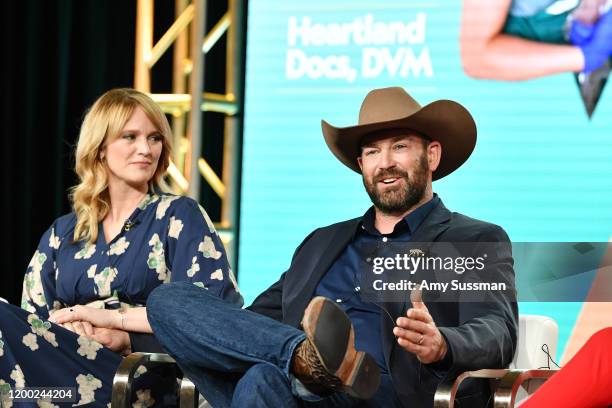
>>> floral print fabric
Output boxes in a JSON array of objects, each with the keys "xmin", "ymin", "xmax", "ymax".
[{"xmin": 0, "ymin": 193, "xmax": 242, "ymax": 407}]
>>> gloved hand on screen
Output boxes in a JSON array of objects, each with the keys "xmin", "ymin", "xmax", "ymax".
[
  {"xmin": 569, "ymin": 18, "xmax": 596, "ymax": 46},
  {"xmin": 576, "ymin": 9, "xmax": 612, "ymax": 73}
]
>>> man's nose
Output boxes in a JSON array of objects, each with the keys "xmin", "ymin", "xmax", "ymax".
[{"xmin": 378, "ymin": 149, "xmax": 395, "ymax": 169}]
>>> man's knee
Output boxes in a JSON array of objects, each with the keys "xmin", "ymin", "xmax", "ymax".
[
  {"xmin": 148, "ymin": 283, "xmax": 172, "ymax": 323},
  {"xmin": 148, "ymin": 282, "xmax": 230, "ymax": 338},
  {"xmin": 147, "ymin": 282, "xmax": 195, "ymax": 327}
]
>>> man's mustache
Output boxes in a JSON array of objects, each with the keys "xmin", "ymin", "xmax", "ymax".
[{"xmin": 373, "ymin": 169, "xmax": 408, "ymax": 184}]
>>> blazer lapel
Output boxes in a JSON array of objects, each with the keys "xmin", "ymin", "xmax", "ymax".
[
  {"xmin": 288, "ymin": 218, "xmax": 361, "ymax": 326},
  {"xmin": 409, "ymin": 200, "xmax": 452, "ymax": 246},
  {"xmin": 309, "ymin": 219, "xmax": 360, "ymax": 290}
]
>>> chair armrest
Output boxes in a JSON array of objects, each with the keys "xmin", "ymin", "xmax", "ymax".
[
  {"xmin": 434, "ymin": 369, "xmax": 509, "ymax": 408},
  {"xmin": 494, "ymin": 369, "xmax": 558, "ymax": 408},
  {"xmin": 179, "ymin": 377, "xmax": 199, "ymax": 408},
  {"xmin": 434, "ymin": 368, "xmax": 559, "ymax": 408},
  {"xmin": 112, "ymin": 352, "xmax": 198, "ymax": 408}
]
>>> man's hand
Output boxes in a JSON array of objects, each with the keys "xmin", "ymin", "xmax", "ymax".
[
  {"xmin": 59, "ymin": 321, "xmax": 95, "ymax": 337},
  {"xmin": 90, "ymin": 327, "xmax": 131, "ymax": 355},
  {"xmin": 393, "ymin": 300, "xmax": 447, "ymax": 364}
]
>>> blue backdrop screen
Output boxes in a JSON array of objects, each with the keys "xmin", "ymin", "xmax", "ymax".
[{"xmin": 238, "ymin": 1, "xmax": 612, "ymax": 360}]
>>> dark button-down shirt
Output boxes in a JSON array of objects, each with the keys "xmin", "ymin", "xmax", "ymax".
[{"xmin": 314, "ymin": 195, "xmax": 440, "ymax": 373}]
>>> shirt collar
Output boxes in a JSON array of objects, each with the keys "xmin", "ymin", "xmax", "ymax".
[{"xmin": 360, "ymin": 194, "xmax": 440, "ymax": 237}]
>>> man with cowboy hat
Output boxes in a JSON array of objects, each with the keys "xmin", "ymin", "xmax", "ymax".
[{"xmin": 147, "ymin": 87, "xmax": 518, "ymax": 407}]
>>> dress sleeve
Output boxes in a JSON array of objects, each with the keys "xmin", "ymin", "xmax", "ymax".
[
  {"xmin": 165, "ymin": 198, "xmax": 243, "ymax": 307},
  {"xmin": 21, "ymin": 222, "xmax": 61, "ymax": 319}
]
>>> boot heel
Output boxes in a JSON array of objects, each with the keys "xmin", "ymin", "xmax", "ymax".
[{"xmin": 343, "ymin": 352, "xmax": 381, "ymax": 400}]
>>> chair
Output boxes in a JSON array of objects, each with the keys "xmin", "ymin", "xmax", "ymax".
[
  {"xmin": 433, "ymin": 314, "xmax": 560, "ymax": 408},
  {"xmin": 112, "ymin": 315, "xmax": 559, "ymax": 408},
  {"xmin": 112, "ymin": 352, "xmax": 203, "ymax": 408}
]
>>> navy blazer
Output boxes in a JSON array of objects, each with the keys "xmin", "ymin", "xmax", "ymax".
[{"xmin": 248, "ymin": 200, "xmax": 518, "ymax": 408}]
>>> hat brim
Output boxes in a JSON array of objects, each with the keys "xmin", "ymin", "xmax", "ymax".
[{"xmin": 321, "ymin": 99, "xmax": 476, "ymax": 181}]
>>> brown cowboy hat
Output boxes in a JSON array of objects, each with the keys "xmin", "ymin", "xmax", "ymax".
[{"xmin": 321, "ymin": 87, "xmax": 477, "ymax": 180}]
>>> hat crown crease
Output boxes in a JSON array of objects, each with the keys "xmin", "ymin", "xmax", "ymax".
[{"xmin": 358, "ymin": 88, "xmax": 422, "ymax": 125}]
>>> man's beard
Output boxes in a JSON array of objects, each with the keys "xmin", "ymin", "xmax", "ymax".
[{"xmin": 363, "ymin": 153, "xmax": 429, "ymax": 215}]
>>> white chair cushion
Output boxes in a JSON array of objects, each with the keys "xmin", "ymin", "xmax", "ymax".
[{"xmin": 511, "ymin": 314, "xmax": 559, "ymax": 369}]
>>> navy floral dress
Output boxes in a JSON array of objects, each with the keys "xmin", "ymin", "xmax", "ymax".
[{"xmin": 0, "ymin": 193, "xmax": 243, "ymax": 407}]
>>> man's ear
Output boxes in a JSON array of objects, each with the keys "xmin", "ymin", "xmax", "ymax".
[
  {"xmin": 357, "ymin": 156, "xmax": 363, "ymax": 171},
  {"xmin": 427, "ymin": 141, "xmax": 441, "ymax": 172}
]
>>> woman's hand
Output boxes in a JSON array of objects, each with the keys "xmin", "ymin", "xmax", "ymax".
[
  {"xmin": 49, "ymin": 305, "xmax": 120, "ymax": 329},
  {"xmin": 49, "ymin": 305, "xmax": 152, "ymax": 334}
]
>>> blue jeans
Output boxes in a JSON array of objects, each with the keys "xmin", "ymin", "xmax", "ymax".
[{"xmin": 147, "ymin": 282, "xmax": 401, "ymax": 408}]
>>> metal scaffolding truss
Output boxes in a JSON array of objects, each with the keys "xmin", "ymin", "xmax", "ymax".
[{"xmin": 133, "ymin": 0, "xmax": 244, "ymax": 265}]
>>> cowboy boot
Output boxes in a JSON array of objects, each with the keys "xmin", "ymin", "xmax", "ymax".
[{"xmin": 291, "ymin": 296, "xmax": 381, "ymax": 399}]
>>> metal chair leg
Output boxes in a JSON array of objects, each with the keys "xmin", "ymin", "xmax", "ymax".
[
  {"xmin": 493, "ymin": 369, "xmax": 558, "ymax": 408},
  {"xmin": 179, "ymin": 377, "xmax": 199, "ymax": 408},
  {"xmin": 434, "ymin": 369, "xmax": 509, "ymax": 408},
  {"xmin": 112, "ymin": 352, "xmax": 181, "ymax": 408}
]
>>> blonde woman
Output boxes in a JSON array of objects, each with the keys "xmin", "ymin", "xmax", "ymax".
[{"xmin": 0, "ymin": 88, "xmax": 242, "ymax": 407}]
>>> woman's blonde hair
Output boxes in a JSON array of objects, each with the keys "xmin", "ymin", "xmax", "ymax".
[{"xmin": 71, "ymin": 88, "xmax": 173, "ymax": 244}]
